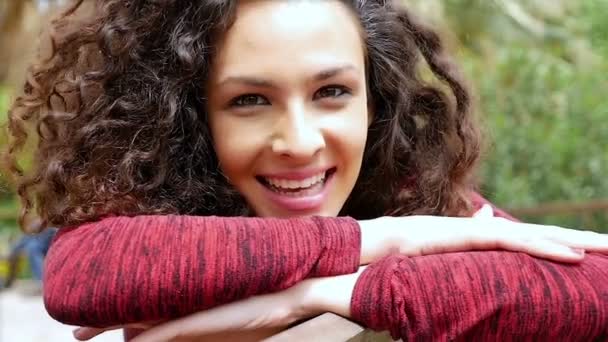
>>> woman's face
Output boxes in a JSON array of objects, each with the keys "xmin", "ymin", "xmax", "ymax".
[{"xmin": 207, "ymin": 0, "xmax": 369, "ymax": 218}]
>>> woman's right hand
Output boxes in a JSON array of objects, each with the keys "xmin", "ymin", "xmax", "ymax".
[{"xmin": 359, "ymin": 204, "xmax": 608, "ymax": 264}]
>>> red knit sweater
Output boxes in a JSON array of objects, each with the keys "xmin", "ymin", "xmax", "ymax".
[{"xmin": 43, "ymin": 202, "xmax": 608, "ymax": 340}]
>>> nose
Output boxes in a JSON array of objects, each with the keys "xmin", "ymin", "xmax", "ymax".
[{"xmin": 271, "ymin": 103, "xmax": 325, "ymax": 161}]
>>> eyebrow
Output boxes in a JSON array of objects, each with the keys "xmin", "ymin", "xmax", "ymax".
[
  {"xmin": 216, "ymin": 65, "xmax": 358, "ymax": 88},
  {"xmin": 313, "ymin": 65, "xmax": 357, "ymax": 81}
]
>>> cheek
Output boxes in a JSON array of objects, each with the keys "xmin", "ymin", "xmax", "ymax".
[
  {"xmin": 324, "ymin": 107, "xmax": 369, "ymax": 175},
  {"xmin": 342, "ymin": 107, "xmax": 369, "ymax": 157},
  {"xmin": 340, "ymin": 128, "xmax": 367, "ymax": 160},
  {"xmin": 209, "ymin": 116, "xmax": 263, "ymax": 182}
]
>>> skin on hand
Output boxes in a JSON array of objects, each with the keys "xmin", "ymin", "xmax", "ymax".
[
  {"xmin": 126, "ymin": 270, "xmax": 363, "ymax": 342},
  {"xmin": 360, "ymin": 212, "xmax": 608, "ymax": 265},
  {"xmin": 74, "ymin": 269, "xmax": 365, "ymax": 342}
]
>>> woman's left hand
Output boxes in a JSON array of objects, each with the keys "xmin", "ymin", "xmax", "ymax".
[{"xmin": 74, "ymin": 268, "xmax": 365, "ymax": 342}]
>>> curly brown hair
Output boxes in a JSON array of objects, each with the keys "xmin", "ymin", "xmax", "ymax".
[{"xmin": 4, "ymin": 0, "xmax": 482, "ymax": 231}]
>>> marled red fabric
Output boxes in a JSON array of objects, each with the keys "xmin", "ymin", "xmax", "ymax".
[
  {"xmin": 350, "ymin": 197, "xmax": 608, "ymax": 341},
  {"xmin": 43, "ymin": 215, "xmax": 360, "ymax": 326},
  {"xmin": 350, "ymin": 252, "xmax": 608, "ymax": 341},
  {"xmin": 43, "ymin": 196, "xmax": 608, "ymax": 340}
]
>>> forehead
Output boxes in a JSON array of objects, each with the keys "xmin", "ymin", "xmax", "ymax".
[{"xmin": 212, "ymin": 0, "xmax": 365, "ymax": 78}]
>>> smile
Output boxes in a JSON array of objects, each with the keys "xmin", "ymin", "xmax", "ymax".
[
  {"xmin": 256, "ymin": 168, "xmax": 337, "ymax": 211},
  {"xmin": 265, "ymin": 171, "xmax": 326, "ymax": 192}
]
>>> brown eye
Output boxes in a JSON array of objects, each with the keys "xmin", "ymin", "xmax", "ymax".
[
  {"xmin": 231, "ymin": 94, "xmax": 270, "ymax": 107},
  {"xmin": 314, "ymin": 86, "xmax": 350, "ymax": 100}
]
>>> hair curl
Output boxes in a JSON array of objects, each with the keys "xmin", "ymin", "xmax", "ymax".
[{"xmin": 4, "ymin": 0, "xmax": 482, "ymax": 231}]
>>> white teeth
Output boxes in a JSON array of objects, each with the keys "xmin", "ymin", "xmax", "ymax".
[{"xmin": 265, "ymin": 171, "xmax": 326, "ymax": 190}]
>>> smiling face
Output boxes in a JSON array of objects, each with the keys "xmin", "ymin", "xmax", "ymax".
[{"xmin": 207, "ymin": 0, "xmax": 369, "ymax": 218}]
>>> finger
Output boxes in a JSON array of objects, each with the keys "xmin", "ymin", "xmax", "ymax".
[
  {"xmin": 74, "ymin": 322, "xmax": 156, "ymax": 341},
  {"xmin": 73, "ymin": 327, "xmax": 107, "ymax": 341},
  {"xmin": 497, "ymin": 238, "xmax": 585, "ymax": 263},
  {"xmin": 527, "ymin": 225, "xmax": 608, "ymax": 252},
  {"xmin": 491, "ymin": 220, "xmax": 608, "ymax": 253},
  {"xmin": 473, "ymin": 204, "xmax": 494, "ymax": 219},
  {"xmin": 520, "ymin": 223, "xmax": 608, "ymax": 252}
]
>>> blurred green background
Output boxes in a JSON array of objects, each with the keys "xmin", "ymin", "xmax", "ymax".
[
  {"xmin": 0, "ymin": 0, "xmax": 607, "ymax": 247},
  {"xmin": 411, "ymin": 0, "xmax": 608, "ymax": 231}
]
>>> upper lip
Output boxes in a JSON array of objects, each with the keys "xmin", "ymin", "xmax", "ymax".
[{"xmin": 258, "ymin": 167, "xmax": 334, "ymax": 180}]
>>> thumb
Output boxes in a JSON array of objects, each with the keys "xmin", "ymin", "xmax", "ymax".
[
  {"xmin": 473, "ymin": 204, "xmax": 494, "ymax": 218},
  {"xmin": 73, "ymin": 327, "xmax": 107, "ymax": 341}
]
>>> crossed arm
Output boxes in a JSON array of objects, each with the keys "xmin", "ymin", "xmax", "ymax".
[{"xmin": 44, "ymin": 213, "xmax": 608, "ymax": 340}]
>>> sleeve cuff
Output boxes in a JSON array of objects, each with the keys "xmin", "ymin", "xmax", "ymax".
[{"xmin": 310, "ymin": 216, "xmax": 361, "ymax": 277}]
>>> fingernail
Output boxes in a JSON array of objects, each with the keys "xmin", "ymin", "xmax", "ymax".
[{"xmin": 571, "ymin": 248, "xmax": 585, "ymax": 256}]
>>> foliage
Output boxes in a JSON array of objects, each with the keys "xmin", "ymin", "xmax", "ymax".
[
  {"xmin": 406, "ymin": 0, "xmax": 608, "ymax": 231},
  {"xmin": 0, "ymin": 86, "xmax": 18, "ymax": 231}
]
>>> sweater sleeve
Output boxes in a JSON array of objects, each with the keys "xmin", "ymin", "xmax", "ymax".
[
  {"xmin": 43, "ymin": 215, "xmax": 361, "ymax": 327},
  {"xmin": 351, "ymin": 197, "xmax": 607, "ymax": 340},
  {"xmin": 350, "ymin": 251, "xmax": 608, "ymax": 341}
]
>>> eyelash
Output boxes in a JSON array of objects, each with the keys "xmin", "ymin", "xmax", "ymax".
[
  {"xmin": 230, "ymin": 94, "xmax": 269, "ymax": 107},
  {"xmin": 229, "ymin": 85, "xmax": 352, "ymax": 108},
  {"xmin": 313, "ymin": 85, "xmax": 351, "ymax": 100}
]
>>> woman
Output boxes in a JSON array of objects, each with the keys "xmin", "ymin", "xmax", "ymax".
[{"xmin": 4, "ymin": 0, "xmax": 608, "ymax": 340}]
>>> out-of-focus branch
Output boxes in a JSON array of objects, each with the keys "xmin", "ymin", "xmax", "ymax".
[
  {"xmin": 509, "ymin": 199, "xmax": 608, "ymax": 217},
  {"xmin": 495, "ymin": 0, "xmax": 546, "ymax": 38}
]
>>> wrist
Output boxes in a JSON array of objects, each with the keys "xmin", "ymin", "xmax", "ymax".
[
  {"xmin": 359, "ymin": 217, "xmax": 411, "ymax": 264},
  {"xmin": 293, "ymin": 269, "xmax": 365, "ymax": 319}
]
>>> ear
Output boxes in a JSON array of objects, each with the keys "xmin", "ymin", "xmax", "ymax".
[{"xmin": 367, "ymin": 103, "xmax": 374, "ymax": 127}]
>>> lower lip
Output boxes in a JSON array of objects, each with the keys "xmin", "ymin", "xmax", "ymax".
[{"xmin": 259, "ymin": 172, "xmax": 334, "ymax": 213}]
